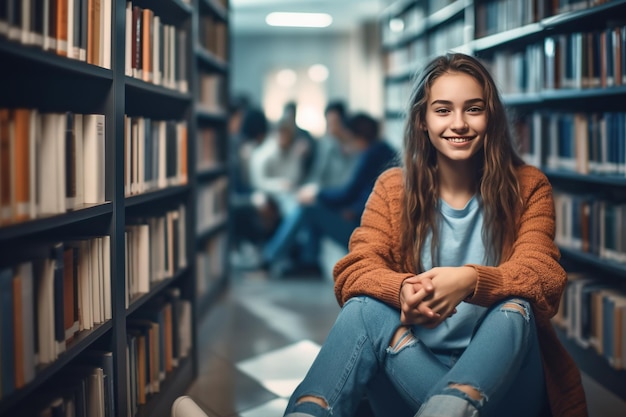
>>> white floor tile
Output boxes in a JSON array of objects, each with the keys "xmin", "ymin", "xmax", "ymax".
[
  {"xmin": 236, "ymin": 340, "xmax": 321, "ymax": 398},
  {"xmin": 240, "ymin": 398, "xmax": 289, "ymax": 417}
]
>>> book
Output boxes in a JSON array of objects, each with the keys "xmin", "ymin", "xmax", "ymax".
[
  {"xmin": 63, "ymin": 246, "xmax": 80, "ymax": 342},
  {"xmin": 11, "ymin": 108, "xmax": 34, "ymax": 221},
  {"xmin": 141, "ymin": 7, "xmax": 152, "ymax": 83},
  {"xmin": 55, "ymin": 0, "xmax": 68, "ymax": 56},
  {"xmin": 101, "ymin": 0, "xmax": 110, "ymax": 68},
  {"xmin": 16, "ymin": 262, "xmax": 36, "ymax": 386},
  {"xmin": 0, "ymin": 267, "xmax": 16, "ymax": 396},
  {"xmin": 82, "ymin": 114, "xmax": 105, "ymax": 204},
  {"xmin": 0, "ymin": 109, "xmax": 12, "ymax": 223}
]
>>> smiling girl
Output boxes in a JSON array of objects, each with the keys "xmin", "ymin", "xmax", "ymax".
[{"xmin": 282, "ymin": 53, "xmax": 587, "ymax": 417}]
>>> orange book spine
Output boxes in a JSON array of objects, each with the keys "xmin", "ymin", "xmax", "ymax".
[
  {"xmin": 12, "ymin": 108, "xmax": 31, "ymax": 221},
  {"xmin": 142, "ymin": 8, "xmax": 152, "ymax": 82},
  {"xmin": 56, "ymin": 0, "xmax": 69, "ymax": 56}
]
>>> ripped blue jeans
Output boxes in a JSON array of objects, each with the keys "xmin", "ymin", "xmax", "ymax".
[{"xmin": 283, "ymin": 296, "xmax": 546, "ymax": 417}]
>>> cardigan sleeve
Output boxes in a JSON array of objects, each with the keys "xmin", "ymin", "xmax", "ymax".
[
  {"xmin": 466, "ymin": 166, "xmax": 567, "ymax": 321},
  {"xmin": 333, "ymin": 168, "xmax": 414, "ymax": 308}
]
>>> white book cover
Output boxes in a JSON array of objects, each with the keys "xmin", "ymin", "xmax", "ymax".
[
  {"xmin": 137, "ymin": 224, "xmax": 150, "ymax": 294},
  {"xmin": 162, "ymin": 24, "xmax": 170, "ymax": 89},
  {"xmin": 178, "ymin": 204, "xmax": 187, "ymax": 269},
  {"xmin": 97, "ymin": 237, "xmax": 105, "ymax": 322},
  {"xmin": 21, "ymin": 0, "xmax": 33, "ymax": 45},
  {"xmin": 169, "ymin": 26, "xmax": 176, "ymax": 90},
  {"xmin": 124, "ymin": 115, "xmax": 130, "ymax": 195},
  {"xmin": 152, "ymin": 15, "xmax": 161, "ymax": 85},
  {"xmin": 28, "ymin": 110, "xmax": 39, "ymax": 219},
  {"xmin": 157, "ymin": 121, "xmax": 167, "ymax": 188},
  {"xmin": 67, "ymin": 0, "xmax": 75, "ymax": 58},
  {"xmin": 102, "ymin": 0, "xmax": 111, "ymax": 69},
  {"xmin": 91, "ymin": 236, "xmax": 102, "ymax": 325},
  {"xmin": 35, "ymin": 258, "xmax": 56, "ymax": 364},
  {"xmin": 73, "ymin": 113, "xmax": 84, "ymax": 207},
  {"xmin": 38, "ymin": 113, "xmax": 60, "ymax": 215},
  {"xmin": 83, "ymin": 114, "xmax": 105, "ymax": 204},
  {"xmin": 102, "ymin": 235, "xmax": 111, "ymax": 320},
  {"xmin": 137, "ymin": 117, "xmax": 145, "ymax": 193},
  {"xmin": 55, "ymin": 113, "xmax": 67, "ymax": 214},
  {"xmin": 125, "ymin": 1, "xmax": 132, "ymax": 76}
]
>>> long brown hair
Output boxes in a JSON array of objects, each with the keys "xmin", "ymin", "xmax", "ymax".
[{"xmin": 400, "ymin": 53, "xmax": 525, "ymax": 273}]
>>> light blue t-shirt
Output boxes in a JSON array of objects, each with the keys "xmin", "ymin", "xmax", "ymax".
[{"xmin": 412, "ymin": 196, "xmax": 490, "ymax": 351}]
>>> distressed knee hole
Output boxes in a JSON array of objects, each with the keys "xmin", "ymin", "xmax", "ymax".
[
  {"xmin": 448, "ymin": 383, "xmax": 484, "ymax": 401},
  {"xmin": 295, "ymin": 395, "xmax": 328, "ymax": 409},
  {"xmin": 389, "ymin": 326, "xmax": 414, "ymax": 351},
  {"xmin": 501, "ymin": 300, "xmax": 527, "ymax": 318}
]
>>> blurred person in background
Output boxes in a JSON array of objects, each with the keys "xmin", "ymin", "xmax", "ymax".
[
  {"xmin": 230, "ymin": 107, "xmax": 280, "ymax": 269},
  {"xmin": 262, "ymin": 112, "xmax": 398, "ymax": 278}
]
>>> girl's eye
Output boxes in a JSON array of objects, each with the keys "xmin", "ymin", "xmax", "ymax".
[
  {"xmin": 467, "ymin": 107, "xmax": 483, "ymax": 113},
  {"xmin": 435, "ymin": 108, "xmax": 449, "ymax": 114}
]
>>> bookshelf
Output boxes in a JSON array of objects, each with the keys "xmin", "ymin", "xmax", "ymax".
[
  {"xmin": 381, "ymin": 0, "xmax": 626, "ymax": 403},
  {"xmin": 0, "ymin": 1, "xmax": 230, "ymax": 416}
]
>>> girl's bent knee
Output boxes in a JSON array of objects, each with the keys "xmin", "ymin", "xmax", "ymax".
[{"xmin": 497, "ymin": 298, "xmax": 532, "ymax": 322}]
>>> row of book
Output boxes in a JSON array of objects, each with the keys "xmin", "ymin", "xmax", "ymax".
[
  {"xmin": 0, "ymin": 236, "xmax": 111, "ymax": 399},
  {"xmin": 554, "ymin": 272, "xmax": 626, "ymax": 370},
  {"xmin": 514, "ymin": 111, "xmax": 626, "ymax": 176},
  {"xmin": 124, "ymin": 116, "xmax": 188, "ymax": 197},
  {"xmin": 485, "ymin": 25, "xmax": 625, "ymax": 95},
  {"xmin": 383, "ymin": 17, "xmax": 466, "ymax": 79},
  {"xmin": 196, "ymin": 233, "xmax": 226, "ymax": 298},
  {"xmin": 198, "ymin": 73, "xmax": 227, "ymax": 113},
  {"xmin": 25, "ymin": 350, "xmax": 114, "ymax": 417},
  {"xmin": 125, "ymin": 2, "xmax": 188, "ymax": 93},
  {"xmin": 197, "ymin": 127, "xmax": 223, "ymax": 172},
  {"xmin": 0, "ymin": 0, "xmax": 113, "ymax": 69},
  {"xmin": 0, "ymin": 109, "xmax": 105, "ymax": 225},
  {"xmin": 196, "ymin": 178, "xmax": 227, "ymax": 235},
  {"xmin": 554, "ymin": 192, "xmax": 626, "ymax": 263},
  {"xmin": 475, "ymin": 0, "xmax": 613, "ymax": 38},
  {"xmin": 198, "ymin": 14, "xmax": 227, "ymax": 61},
  {"xmin": 126, "ymin": 290, "xmax": 192, "ymax": 415},
  {"xmin": 125, "ymin": 204, "xmax": 187, "ymax": 308}
]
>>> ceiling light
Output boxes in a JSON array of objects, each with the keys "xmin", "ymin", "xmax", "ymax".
[
  {"xmin": 308, "ymin": 64, "xmax": 329, "ymax": 82},
  {"xmin": 266, "ymin": 12, "xmax": 333, "ymax": 28}
]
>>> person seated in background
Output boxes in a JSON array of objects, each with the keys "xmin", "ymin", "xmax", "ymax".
[
  {"xmin": 229, "ymin": 107, "xmax": 280, "ymax": 269},
  {"xmin": 249, "ymin": 116, "xmax": 312, "ymax": 223},
  {"xmin": 304, "ymin": 100, "xmax": 358, "ymax": 189},
  {"xmin": 282, "ymin": 101, "xmax": 316, "ymax": 178},
  {"xmin": 275, "ymin": 100, "xmax": 360, "ymax": 272},
  {"xmin": 262, "ymin": 112, "xmax": 399, "ymax": 278}
]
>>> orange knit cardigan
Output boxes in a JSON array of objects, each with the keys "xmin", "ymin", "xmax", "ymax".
[{"xmin": 333, "ymin": 165, "xmax": 588, "ymax": 417}]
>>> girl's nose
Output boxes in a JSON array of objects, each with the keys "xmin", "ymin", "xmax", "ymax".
[{"xmin": 451, "ymin": 114, "xmax": 468, "ymax": 130}]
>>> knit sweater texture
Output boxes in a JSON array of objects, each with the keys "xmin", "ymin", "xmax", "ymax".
[{"xmin": 333, "ymin": 165, "xmax": 588, "ymax": 417}]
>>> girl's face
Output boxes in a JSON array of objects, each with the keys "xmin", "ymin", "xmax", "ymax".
[{"xmin": 423, "ymin": 71, "xmax": 487, "ymax": 163}]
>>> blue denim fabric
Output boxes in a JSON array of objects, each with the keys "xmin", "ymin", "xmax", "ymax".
[
  {"xmin": 283, "ymin": 297, "xmax": 546, "ymax": 417},
  {"xmin": 263, "ymin": 202, "xmax": 357, "ymax": 265}
]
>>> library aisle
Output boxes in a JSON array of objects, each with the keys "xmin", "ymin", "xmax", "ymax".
[{"xmin": 185, "ymin": 267, "xmax": 626, "ymax": 417}]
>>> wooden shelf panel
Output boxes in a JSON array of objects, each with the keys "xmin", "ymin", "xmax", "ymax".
[{"xmin": 560, "ymin": 247, "xmax": 626, "ymax": 281}]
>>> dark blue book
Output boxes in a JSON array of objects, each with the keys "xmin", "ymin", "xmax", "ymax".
[{"xmin": 0, "ymin": 266, "xmax": 15, "ymax": 396}]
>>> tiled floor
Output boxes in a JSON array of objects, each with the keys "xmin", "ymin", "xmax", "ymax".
[
  {"xmin": 184, "ymin": 268, "xmax": 342, "ymax": 417},
  {"xmin": 184, "ymin": 268, "xmax": 626, "ymax": 417}
]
